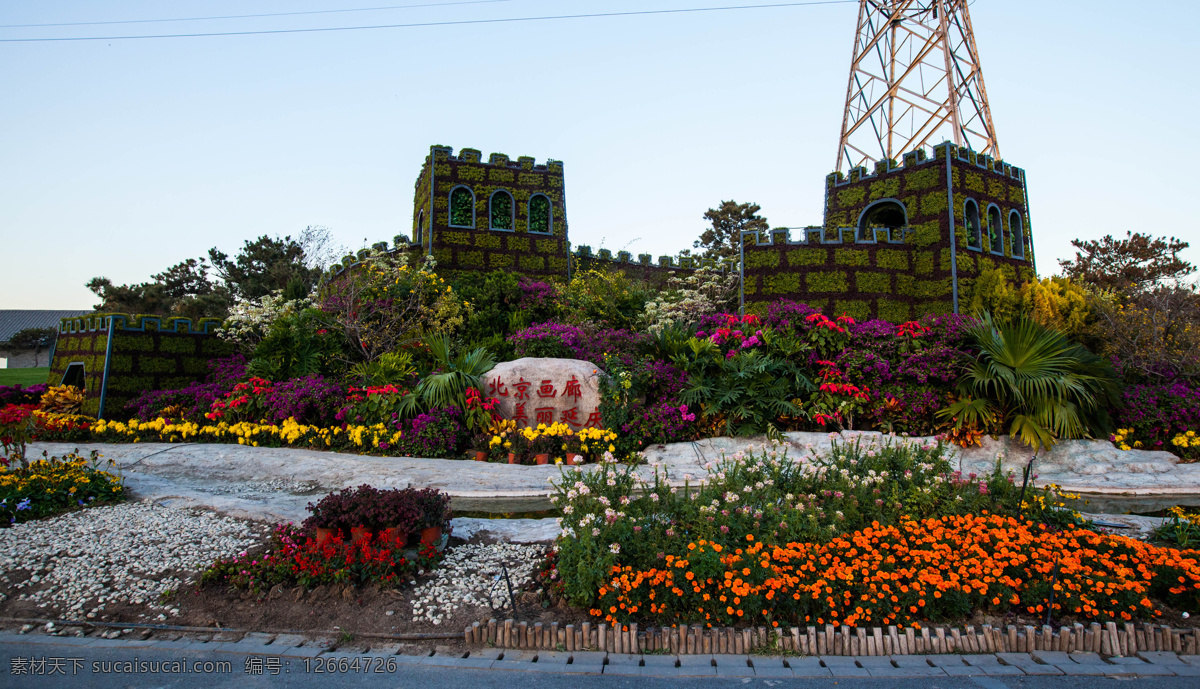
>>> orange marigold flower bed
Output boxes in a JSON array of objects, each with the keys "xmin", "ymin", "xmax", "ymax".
[{"xmin": 593, "ymin": 513, "xmax": 1200, "ymax": 628}]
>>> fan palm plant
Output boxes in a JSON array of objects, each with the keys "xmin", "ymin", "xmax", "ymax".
[
  {"xmin": 411, "ymin": 334, "xmax": 497, "ymax": 412},
  {"xmin": 939, "ymin": 312, "xmax": 1120, "ymax": 450}
]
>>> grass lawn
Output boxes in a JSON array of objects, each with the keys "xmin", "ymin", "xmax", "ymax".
[{"xmin": 0, "ymin": 367, "xmax": 49, "ymax": 387}]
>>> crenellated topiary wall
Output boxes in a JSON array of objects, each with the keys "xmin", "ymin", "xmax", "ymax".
[
  {"xmin": 741, "ymin": 142, "xmax": 1035, "ymax": 320},
  {"xmin": 49, "ymin": 314, "xmax": 230, "ymax": 419}
]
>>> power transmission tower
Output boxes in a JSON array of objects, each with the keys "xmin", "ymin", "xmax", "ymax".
[{"xmin": 836, "ymin": 0, "xmax": 999, "ymax": 174}]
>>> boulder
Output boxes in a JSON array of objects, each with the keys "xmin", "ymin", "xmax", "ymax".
[{"xmin": 483, "ymin": 357, "xmax": 604, "ymax": 430}]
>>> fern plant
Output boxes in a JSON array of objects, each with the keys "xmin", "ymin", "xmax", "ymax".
[
  {"xmin": 671, "ymin": 332, "xmax": 812, "ymax": 437},
  {"xmin": 347, "ymin": 351, "xmax": 417, "ymax": 387}
]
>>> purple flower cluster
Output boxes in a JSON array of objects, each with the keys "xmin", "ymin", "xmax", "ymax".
[
  {"xmin": 257, "ymin": 375, "xmax": 344, "ymax": 425},
  {"xmin": 641, "ymin": 360, "xmax": 688, "ymax": 400},
  {"xmin": 518, "ymin": 277, "xmax": 559, "ymax": 311},
  {"xmin": 762, "ymin": 301, "xmax": 823, "ymax": 332},
  {"xmin": 0, "ymin": 383, "xmax": 48, "ymax": 406},
  {"xmin": 391, "ymin": 406, "xmax": 466, "ymax": 459},
  {"xmin": 208, "ymin": 354, "xmax": 248, "ymax": 386},
  {"xmin": 1117, "ymin": 380, "xmax": 1200, "ymax": 449},
  {"xmin": 126, "ymin": 354, "xmax": 248, "ymax": 421},
  {"xmin": 620, "ymin": 400, "xmax": 699, "ymax": 448},
  {"xmin": 508, "ymin": 322, "xmax": 648, "ymax": 368},
  {"xmin": 126, "ymin": 381, "xmax": 227, "ymax": 422}
]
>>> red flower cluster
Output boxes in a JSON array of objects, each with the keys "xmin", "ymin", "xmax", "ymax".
[
  {"xmin": 202, "ymin": 524, "xmax": 442, "ymax": 593},
  {"xmin": 464, "ymin": 387, "xmax": 498, "ymax": 413},
  {"xmin": 344, "ymin": 383, "xmax": 406, "ymax": 405},
  {"xmin": 724, "ymin": 313, "xmax": 761, "ymax": 328},
  {"xmin": 896, "ymin": 321, "xmax": 931, "ymax": 338},
  {"xmin": 206, "ymin": 377, "xmax": 273, "ymax": 420},
  {"xmin": 805, "ymin": 313, "xmax": 855, "ymax": 333},
  {"xmin": 0, "ymin": 404, "xmax": 35, "ymax": 426},
  {"xmin": 815, "ymin": 361, "xmax": 872, "ymax": 401}
]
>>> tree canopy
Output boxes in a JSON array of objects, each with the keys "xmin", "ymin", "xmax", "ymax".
[
  {"xmin": 86, "ymin": 227, "xmax": 341, "ymax": 318},
  {"xmin": 4, "ymin": 327, "xmax": 57, "ymax": 350},
  {"xmin": 1059, "ymin": 231, "xmax": 1194, "ymax": 293},
  {"xmin": 695, "ymin": 200, "xmax": 770, "ymax": 262}
]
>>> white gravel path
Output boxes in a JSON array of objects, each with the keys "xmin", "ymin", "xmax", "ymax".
[
  {"xmin": 409, "ymin": 543, "xmax": 543, "ymax": 626},
  {"xmin": 0, "ymin": 502, "xmax": 261, "ymax": 622}
]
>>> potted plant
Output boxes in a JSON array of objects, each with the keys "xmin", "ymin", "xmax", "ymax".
[
  {"xmin": 508, "ymin": 426, "xmax": 533, "ymax": 465},
  {"xmin": 303, "ymin": 487, "xmax": 358, "ymax": 543},
  {"xmin": 378, "ymin": 489, "xmax": 420, "ymax": 544},
  {"xmin": 303, "ymin": 485, "xmax": 422, "ymax": 544},
  {"xmin": 413, "ymin": 488, "xmax": 452, "ymax": 546}
]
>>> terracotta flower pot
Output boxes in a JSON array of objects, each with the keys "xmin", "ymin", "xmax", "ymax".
[
  {"xmin": 379, "ymin": 527, "xmax": 405, "ymax": 544},
  {"xmin": 419, "ymin": 526, "xmax": 442, "ymax": 546},
  {"xmin": 507, "ymin": 452, "xmax": 518, "ymax": 464},
  {"xmin": 535, "ymin": 453, "xmax": 549, "ymax": 465},
  {"xmin": 350, "ymin": 526, "xmax": 371, "ymax": 543},
  {"xmin": 566, "ymin": 453, "xmax": 582, "ymax": 466},
  {"xmin": 313, "ymin": 527, "xmax": 336, "ymax": 544},
  {"xmin": 474, "ymin": 450, "xmax": 487, "ymax": 462}
]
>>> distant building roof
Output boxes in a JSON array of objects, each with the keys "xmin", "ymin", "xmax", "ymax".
[{"xmin": 0, "ymin": 310, "xmax": 90, "ymax": 343}]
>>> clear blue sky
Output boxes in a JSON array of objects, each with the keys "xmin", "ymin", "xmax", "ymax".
[{"xmin": 2, "ymin": 0, "xmax": 1197, "ymax": 309}]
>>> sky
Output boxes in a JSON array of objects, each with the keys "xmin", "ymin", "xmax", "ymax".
[{"xmin": 1, "ymin": 0, "xmax": 1197, "ymax": 310}]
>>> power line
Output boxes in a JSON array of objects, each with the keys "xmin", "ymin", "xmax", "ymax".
[
  {"xmin": 0, "ymin": 1, "xmax": 857, "ymax": 43},
  {"xmin": 0, "ymin": 0, "xmax": 523, "ymax": 29}
]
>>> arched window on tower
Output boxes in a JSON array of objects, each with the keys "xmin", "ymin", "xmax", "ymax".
[
  {"xmin": 964, "ymin": 200, "xmax": 982, "ymax": 250},
  {"xmin": 528, "ymin": 194, "xmax": 552, "ymax": 234},
  {"xmin": 1009, "ymin": 211, "xmax": 1025, "ymax": 259},
  {"xmin": 416, "ymin": 209, "xmax": 424, "ymax": 245},
  {"xmin": 987, "ymin": 205, "xmax": 1004, "ymax": 255},
  {"xmin": 449, "ymin": 186, "xmax": 475, "ymax": 228},
  {"xmin": 490, "ymin": 190, "xmax": 514, "ymax": 231},
  {"xmin": 856, "ymin": 200, "xmax": 907, "ymax": 240}
]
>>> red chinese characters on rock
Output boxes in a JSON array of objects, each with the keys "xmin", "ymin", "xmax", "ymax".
[
  {"xmin": 487, "ymin": 376, "xmax": 509, "ymax": 398},
  {"xmin": 512, "ymin": 378, "xmax": 532, "ymax": 401},
  {"xmin": 494, "ymin": 373, "xmax": 600, "ymax": 429}
]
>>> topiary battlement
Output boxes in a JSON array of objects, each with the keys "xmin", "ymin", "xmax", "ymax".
[
  {"xmin": 571, "ymin": 245, "xmax": 737, "ymax": 271},
  {"xmin": 824, "ymin": 145, "xmax": 1025, "ymax": 188}
]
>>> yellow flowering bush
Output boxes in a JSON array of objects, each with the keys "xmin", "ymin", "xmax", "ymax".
[
  {"xmin": 0, "ymin": 451, "xmax": 124, "ymax": 524},
  {"xmin": 1172, "ymin": 430, "xmax": 1200, "ymax": 452},
  {"xmin": 90, "ymin": 417, "xmax": 399, "ymax": 452},
  {"xmin": 1111, "ymin": 427, "xmax": 1140, "ymax": 451}
]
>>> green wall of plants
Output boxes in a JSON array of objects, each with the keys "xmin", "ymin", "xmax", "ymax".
[
  {"xmin": 413, "ymin": 146, "xmax": 570, "ymax": 280},
  {"xmin": 741, "ymin": 143, "xmax": 1033, "ymax": 319},
  {"xmin": 49, "ymin": 314, "xmax": 231, "ymax": 419}
]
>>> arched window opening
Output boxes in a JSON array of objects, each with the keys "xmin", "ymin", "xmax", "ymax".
[
  {"xmin": 449, "ymin": 187, "xmax": 474, "ymax": 228},
  {"xmin": 857, "ymin": 200, "xmax": 907, "ymax": 240},
  {"xmin": 490, "ymin": 190, "xmax": 514, "ymax": 231},
  {"xmin": 964, "ymin": 200, "xmax": 982, "ymax": 250},
  {"xmin": 987, "ymin": 205, "xmax": 1004, "ymax": 254},
  {"xmin": 1009, "ymin": 211, "xmax": 1025, "ymax": 259},
  {"xmin": 416, "ymin": 209, "xmax": 424, "ymax": 245},
  {"xmin": 528, "ymin": 194, "xmax": 552, "ymax": 234}
]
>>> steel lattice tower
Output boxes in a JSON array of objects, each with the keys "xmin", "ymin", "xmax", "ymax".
[{"xmin": 836, "ymin": 0, "xmax": 1000, "ymax": 174}]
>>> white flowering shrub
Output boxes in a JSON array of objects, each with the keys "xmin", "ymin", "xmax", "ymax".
[
  {"xmin": 642, "ymin": 266, "xmax": 740, "ymax": 335},
  {"xmin": 217, "ymin": 292, "xmax": 314, "ymax": 349}
]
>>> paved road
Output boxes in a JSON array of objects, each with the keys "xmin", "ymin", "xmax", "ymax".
[{"xmin": 3, "ymin": 633, "xmax": 1197, "ymax": 688}]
